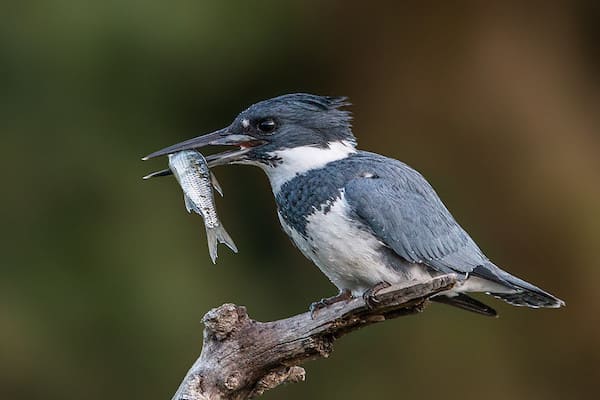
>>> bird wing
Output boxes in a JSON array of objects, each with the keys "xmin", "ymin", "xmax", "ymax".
[{"xmin": 344, "ymin": 163, "xmax": 488, "ymax": 274}]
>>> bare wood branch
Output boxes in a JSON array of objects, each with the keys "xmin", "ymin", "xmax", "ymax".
[{"xmin": 172, "ymin": 275, "xmax": 457, "ymax": 400}]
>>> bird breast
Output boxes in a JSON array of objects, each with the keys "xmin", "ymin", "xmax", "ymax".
[{"xmin": 278, "ymin": 192, "xmax": 422, "ymax": 295}]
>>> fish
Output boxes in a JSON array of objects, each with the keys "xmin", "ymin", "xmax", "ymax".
[
  {"xmin": 143, "ymin": 168, "xmax": 224, "ymax": 196},
  {"xmin": 167, "ymin": 150, "xmax": 237, "ymax": 263}
]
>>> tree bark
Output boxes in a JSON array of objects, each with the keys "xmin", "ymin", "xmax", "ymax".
[{"xmin": 172, "ymin": 275, "xmax": 457, "ymax": 400}]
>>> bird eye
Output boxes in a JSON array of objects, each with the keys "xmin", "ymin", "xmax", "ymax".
[{"xmin": 257, "ymin": 118, "xmax": 277, "ymax": 134}]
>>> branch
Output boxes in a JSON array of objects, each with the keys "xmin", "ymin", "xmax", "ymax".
[{"xmin": 172, "ymin": 275, "xmax": 457, "ymax": 400}]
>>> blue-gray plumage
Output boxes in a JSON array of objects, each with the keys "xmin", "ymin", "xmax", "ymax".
[{"xmin": 144, "ymin": 93, "xmax": 565, "ymax": 315}]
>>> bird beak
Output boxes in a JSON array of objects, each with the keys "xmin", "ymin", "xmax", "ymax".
[{"xmin": 142, "ymin": 127, "xmax": 263, "ymax": 167}]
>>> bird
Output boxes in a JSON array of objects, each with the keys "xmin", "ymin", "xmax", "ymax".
[{"xmin": 143, "ymin": 93, "xmax": 565, "ymax": 316}]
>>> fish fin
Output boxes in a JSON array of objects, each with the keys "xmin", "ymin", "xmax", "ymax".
[
  {"xmin": 210, "ymin": 172, "xmax": 223, "ymax": 197},
  {"xmin": 205, "ymin": 224, "xmax": 238, "ymax": 264},
  {"xmin": 142, "ymin": 168, "xmax": 173, "ymax": 180},
  {"xmin": 184, "ymin": 194, "xmax": 200, "ymax": 214}
]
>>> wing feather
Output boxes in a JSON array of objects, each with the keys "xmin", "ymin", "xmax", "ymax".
[{"xmin": 344, "ymin": 162, "xmax": 487, "ymax": 274}]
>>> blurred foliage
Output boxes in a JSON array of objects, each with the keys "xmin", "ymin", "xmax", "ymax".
[{"xmin": 1, "ymin": 1, "xmax": 599, "ymax": 399}]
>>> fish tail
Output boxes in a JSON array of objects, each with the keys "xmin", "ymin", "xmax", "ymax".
[{"xmin": 205, "ymin": 224, "xmax": 238, "ymax": 264}]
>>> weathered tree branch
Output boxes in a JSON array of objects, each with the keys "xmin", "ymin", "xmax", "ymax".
[{"xmin": 172, "ymin": 275, "xmax": 457, "ymax": 400}]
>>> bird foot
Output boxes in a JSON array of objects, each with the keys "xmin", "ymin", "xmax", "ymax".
[
  {"xmin": 309, "ymin": 289, "xmax": 353, "ymax": 319},
  {"xmin": 362, "ymin": 281, "xmax": 392, "ymax": 309}
]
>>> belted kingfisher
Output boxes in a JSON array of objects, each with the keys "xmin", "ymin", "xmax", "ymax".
[{"xmin": 144, "ymin": 93, "xmax": 565, "ymax": 316}]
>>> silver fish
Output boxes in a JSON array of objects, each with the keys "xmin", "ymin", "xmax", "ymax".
[
  {"xmin": 142, "ymin": 168, "xmax": 224, "ymax": 196},
  {"xmin": 168, "ymin": 150, "xmax": 237, "ymax": 263}
]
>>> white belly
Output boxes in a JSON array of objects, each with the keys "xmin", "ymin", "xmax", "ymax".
[{"xmin": 278, "ymin": 194, "xmax": 433, "ymax": 295}]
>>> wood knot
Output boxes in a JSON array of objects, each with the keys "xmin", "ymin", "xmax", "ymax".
[
  {"xmin": 202, "ymin": 303, "xmax": 248, "ymax": 340},
  {"xmin": 223, "ymin": 371, "xmax": 242, "ymax": 391}
]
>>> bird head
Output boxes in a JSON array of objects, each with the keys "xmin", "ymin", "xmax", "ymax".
[{"xmin": 143, "ymin": 94, "xmax": 358, "ymax": 190}]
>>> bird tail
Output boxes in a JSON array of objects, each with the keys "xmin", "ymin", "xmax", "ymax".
[
  {"xmin": 205, "ymin": 224, "xmax": 238, "ymax": 264},
  {"xmin": 472, "ymin": 263, "xmax": 565, "ymax": 309},
  {"xmin": 489, "ymin": 290, "xmax": 564, "ymax": 308},
  {"xmin": 432, "ymin": 293, "xmax": 497, "ymax": 317}
]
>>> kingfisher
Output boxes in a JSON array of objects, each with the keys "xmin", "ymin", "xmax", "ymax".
[{"xmin": 143, "ymin": 93, "xmax": 564, "ymax": 316}]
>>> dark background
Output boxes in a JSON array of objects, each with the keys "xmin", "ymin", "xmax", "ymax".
[{"xmin": 2, "ymin": 1, "xmax": 599, "ymax": 399}]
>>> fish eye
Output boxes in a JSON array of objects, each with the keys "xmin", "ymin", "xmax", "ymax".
[{"xmin": 257, "ymin": 118, "xmax": 277, "ymax": 134}]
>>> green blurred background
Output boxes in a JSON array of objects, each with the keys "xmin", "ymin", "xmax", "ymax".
[{"xmin": 2, "ymin": 1, "xmax": 599, "ymax": 399}]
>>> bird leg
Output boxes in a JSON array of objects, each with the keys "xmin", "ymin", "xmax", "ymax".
[
  {"xmin": 309, "ymin": 289, "xmax": 353, "ymax": 318},
  {"xmin": 362, "ymin": 281, "xmax": 392, "ymax": 309}
]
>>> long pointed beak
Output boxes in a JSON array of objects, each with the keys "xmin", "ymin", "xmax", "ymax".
[
  {"xmin": 142, "ymin": 127, "xmax": 265, "ymax": 173},
  {"xmin": 142, "ymin": 128, "xmax": 234, "ymax": 160}
]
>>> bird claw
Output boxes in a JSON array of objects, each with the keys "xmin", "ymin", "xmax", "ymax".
[
  {"xmin": 362, "ymin": 281, "xmax": 392, "ymax": 309},
  {"xmin": 309, "ymin": 289, "xmax": 353, "ymax": 319},
  {"xmin": 309, "ymin": 300, "xmax": 328, "ymax": 318}
]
